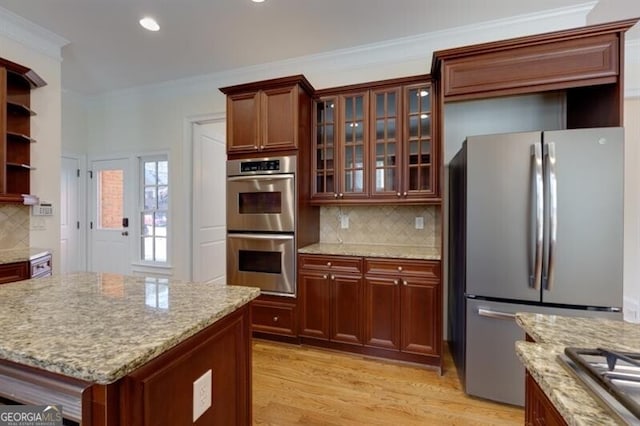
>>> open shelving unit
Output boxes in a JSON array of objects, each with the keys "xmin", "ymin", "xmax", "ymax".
[{"xmin": 0, "ymin": 57, "xmax": 46, "ymax": 205}]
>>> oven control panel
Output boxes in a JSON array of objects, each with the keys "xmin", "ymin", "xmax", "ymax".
[
  {"xmin": 241, "ymin": 159, "xmax": 281, "ymax": 173},
  {"xmin": 227, "ymin": 155, "xmax": 296, "ymax": 176}
]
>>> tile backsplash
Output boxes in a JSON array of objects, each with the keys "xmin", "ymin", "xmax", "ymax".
[
  {"xmin": 319, "ymin": 205, "xmax": 440, "ymax": 247},
  {"xmin": 0, "ymin": 205, "xmax": 30, "ymax": 249}
]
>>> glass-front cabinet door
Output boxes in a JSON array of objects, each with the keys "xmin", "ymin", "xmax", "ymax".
[
  {"xmin": 370, "ymin": 87, "xmax": 401, "ymax": 200},
  {"xmin": 340, "ymin": 92, "xmax": 368, "ymax": 200},
  {"xmin": 313, "ymin": 97, "xmax": 337, "ymax": 200},
  {"xmin": 404, "ymin": 82, "xmax": 435, "ymax": 199}
]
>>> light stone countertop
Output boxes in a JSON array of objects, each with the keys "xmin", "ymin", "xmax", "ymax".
[
  {"xmin": 516, "ymin": 313, "xmax": 640, "ymax": 425},
  {"xmin": 298, "ymin": 243, "xmax": 441, "ymax": 260},
  {"xmin": 0, "ymin": 247, "xmax": 51, "ymax": 264},
  {"xmin": 0, "ymin": 272, "xmax": 260, "ymax": 384}
]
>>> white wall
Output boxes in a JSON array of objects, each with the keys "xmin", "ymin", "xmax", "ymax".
[
  {"xmin": 0, "ymin": 34, "xmax": 62, "ymax": 270},
  {"xmin": 76, "ymin": 5, "xmax": 595, "ymax": 281}
]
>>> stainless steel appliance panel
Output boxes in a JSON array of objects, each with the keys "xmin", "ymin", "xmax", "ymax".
[
  {"xmin": 465, "ymin": 298, "xmax": 622, "ymax": 406},
  {"xmin": 227, "ymin": 155, "xmax": 296, "ymax": 233},
  {"xmin": 542, "ymin": 128, "xmax": 623, "ymax": 307},
  {"xmin": 465, "ymin": 131, "xmax": 542, "ymax": 301},
  {"xmin": 227, "ymin": 233, "xmax": 295, "ymax": 296}
]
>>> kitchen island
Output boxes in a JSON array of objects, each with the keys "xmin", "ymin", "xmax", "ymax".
[
  {"xmin": 0, "ymin": 272, "xmax": 260, "ymax": 425},
  {"xmin": 516, "ymin": 313, "xmax": 640, "ymax": 425}
]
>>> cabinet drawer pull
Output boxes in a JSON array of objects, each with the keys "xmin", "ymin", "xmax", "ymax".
[
  {"xmin": 273, "ymin": 316, "xmax": 279, "ymax": 323},
  {"xmin": 327, "ymin": 262, "xmax": 332, "ymax": 267},
  {"xmin": 397, "ymin": 266, "xmax": 403, "ymax": 272}
]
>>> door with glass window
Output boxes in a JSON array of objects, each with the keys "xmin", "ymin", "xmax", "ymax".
[{"xmin": 90, "ymin": 158, "xmax": 132, "ymax": 274}]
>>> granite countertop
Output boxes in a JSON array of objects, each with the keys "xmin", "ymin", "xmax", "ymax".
[
  {"xmin": 516, "ymin": 313, "xmax": 640, "ymax": 425},
  {"xmin": 298, "ymin": 243, "xmax": 441, "ymax": 260},
  {"xmin": 0, "ymin": 272, "xmax": 260, "ymax": 384},
  {"xmin": 0, "ymin": 247, "xmax": 51, "ymax": 264}
]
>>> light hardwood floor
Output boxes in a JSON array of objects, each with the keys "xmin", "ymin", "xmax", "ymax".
[{"xmin": 253, "ymin": 340, "xmax": 524, "ymax": 425}]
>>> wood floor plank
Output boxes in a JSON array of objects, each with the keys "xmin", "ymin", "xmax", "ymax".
[{"xmin": 252, "ymin": 340, "xmax": 524, "ymax": 425}]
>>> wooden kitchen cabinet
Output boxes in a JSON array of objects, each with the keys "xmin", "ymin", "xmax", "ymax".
[
  {"xmin": 312, "ymin": 75, "xmax": 438, "ymax": 204},
  {"xmin": 220, "ymin": 75, "xmax": 314, "ymax": 156},
  {"xmin": 364, "ymin": 258, "xmax": 441, "ymax": 358},
  {"xmin": 0, "ymin": 57, "xmax": 46, "ymax": 205},
  {"xmin": 0, "ymin": 262, "xmax": 29, "ymax": 284},
  {"xmin": 251, "ymin": 295, "xmax": 297, "ymax": 338},
  {"xmin": 298, "ymin": 255, "xmax": 363, "ymax": 345},
  {"xmin": 525, "ymin": 371, "xmax": 567, "ymax": 426},
  {"xmin": 298, "ymin": 253, "xmax": 442, "ymax": 368},
  {"xmin": 432, "ymin": 18, "xmax": 637, "ymax": 128}
]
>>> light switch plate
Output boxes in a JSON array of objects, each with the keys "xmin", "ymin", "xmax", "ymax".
[
  {"xmin": 193, "ymin": 369, "xmax": 212, "ymax": 422},
  {"xmin": 415, "ymin": 216, "xmax": 424, "ymax": 229},
  {"xmin": 340, "ymin": 215, "xmax": 349, "ymax": 229}
]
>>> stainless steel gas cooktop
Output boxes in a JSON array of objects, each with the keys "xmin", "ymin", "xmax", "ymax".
[{"xmin": 559, "ymin": 347, "xmax": 640, "ymax": 425}]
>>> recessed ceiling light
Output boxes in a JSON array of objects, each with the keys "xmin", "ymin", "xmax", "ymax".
[
  {"xmin": 252, "ymin": 0, "xmax": 266, "ymax": 3},
  {"xmin": 139, "ymin": 16, "xmax": 160, "ymax": 32}
]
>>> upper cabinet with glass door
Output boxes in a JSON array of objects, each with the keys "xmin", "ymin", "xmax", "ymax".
[
  {"xmin": 313, "ymin": 91, "xmax": 370, "ymax": 201},
  {"xmin": 312, "ymin": 75, "xmax": 438, "ymax": 204}
]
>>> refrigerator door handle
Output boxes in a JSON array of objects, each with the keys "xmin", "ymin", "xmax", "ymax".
[
  {"xmin": 530, "ymin": 143, "xmax": 544, "ymax": 291},
  {"xmin": 545, "ymin": 142, "xmax": 558, "ymax": 291},
  {"xmin": 478, "ymin": 308, "xmax": 516, "ymax": 321}
]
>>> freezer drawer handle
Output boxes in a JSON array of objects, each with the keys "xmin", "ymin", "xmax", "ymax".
[{"xmin": 478, "ymin": 308, "xmax": 516, "ymax": 321}]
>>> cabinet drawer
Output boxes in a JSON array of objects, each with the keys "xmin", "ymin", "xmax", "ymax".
[
  {"xmin": 31, "ymin": 254, "xmax": 52, "ymax": 278},
  {"xmin": 298, "ymin": 255, "xmax": 362, "ymax": 274},
  {"xmin": 442, "ymin": 34, "xmax": 619, "ymax": 100},
  {"xmin": 251, "ymin": 301, "xmax": 296, "ymax": 336},
  {"xmin": 0, "ymin": 262, "xmax": 29, "ymax": 284},
  {"xmin": 364, "ymin": 258, "xmax": 440, "ymax": 279}
]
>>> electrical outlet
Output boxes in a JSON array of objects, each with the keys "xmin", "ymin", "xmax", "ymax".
[
  {"xmin": 193, "ymin": 369, "xmax": 212, "ymax": 422},
  {"xmin": 415, "ymin": 216, "xmax": 424, "ymax": 229},
  {"xmin": 340, "ymin": 215, "xmax": 349, "ymax": 229}
]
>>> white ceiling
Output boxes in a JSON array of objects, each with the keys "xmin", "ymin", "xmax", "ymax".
[{"xmin": 0, "ymin": 0, "xmax": 631, "ymax": 95}]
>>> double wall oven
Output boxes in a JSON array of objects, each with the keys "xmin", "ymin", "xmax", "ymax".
[{"xmin": 227, "ymin": 155, "xmax": 297, "ymax": 296}]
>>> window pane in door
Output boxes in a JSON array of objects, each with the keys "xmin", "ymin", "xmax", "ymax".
[{"xmin": 98, "ymin": 170, "xmax": 123, "ymax": 229}]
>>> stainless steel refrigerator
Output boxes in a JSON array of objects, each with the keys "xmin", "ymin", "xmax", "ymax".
[{"xmin": 448, "ymin": 127, "xmax": 624, "ymax": 406}]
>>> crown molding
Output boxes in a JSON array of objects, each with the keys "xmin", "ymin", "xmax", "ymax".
[
  {"xmin": 0, "ymin": 6, "xmax": 69, "ymax": 61},
  {"xmin": 92, "ymin": 1, "xmax": 596, "ymax": 100}
]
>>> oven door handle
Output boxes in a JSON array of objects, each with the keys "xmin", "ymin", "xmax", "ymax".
[
  {"xmin": 228, "ymin": 233, "xmax": 294, "ymax": 240},
  {"xmin": 227, "ymin": 173, "xmax": 294, "ymax": 182}
]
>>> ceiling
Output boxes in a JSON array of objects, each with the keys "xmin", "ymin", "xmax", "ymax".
[{"xmin": 0, "ymin": 0, "xmax": 624, "ymax": 95}]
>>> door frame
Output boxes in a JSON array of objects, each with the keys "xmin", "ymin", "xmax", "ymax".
[{"xmin": 183, "ymin": 112, "xmax": 226, "ymax": 281}]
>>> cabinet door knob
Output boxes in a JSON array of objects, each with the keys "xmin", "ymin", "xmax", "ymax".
[
  {"xmin": 403, "ymin": 191, "xmax": 408, "ymax": 197},
  {"xmin": 394, "ymin": 279, "xmax": 399, "ymax": 285},
  {"xmin": 334, "ymin": 193, "xmax": 339, "ymax": 198},
  {"xmin": 323, "ymin": 274, "xmax": 328, "ymax": 279},
  {"xmin": 397, "ymin": 266, "xmax": 403, "ymax": 272},
  {"xmin": 396, "ymin": 192, "xmax": 402, "ymax": 197},
  {"xmin": 327, "ymin": 262, "xmax": 332, "ymax": 267},
  {"xmin": 339, "ymin": 193, "xmax": 344, "ymax": 198},
  {"xmin": 273, "ymin": 316, "xmax": 279, "ymax": 323},
  {"xmin": 254, "ymin": 145, "xmax": 258, "ymax": 150},
  {"xmin": 330, "ymin": 274, "xmax": 335, "ymax": 280}
]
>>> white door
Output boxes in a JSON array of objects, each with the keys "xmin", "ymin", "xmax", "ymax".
[
  {"xmin": 60, "ymin": 156, "xmax": 84, "ymax": 273},
  {"xmin": 90, "ymin": 158, "xmax": 132, "ymax": 274},
  {"xmin": 192, "ymin": 121, "xmax": 227, "ymax": 283}
]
